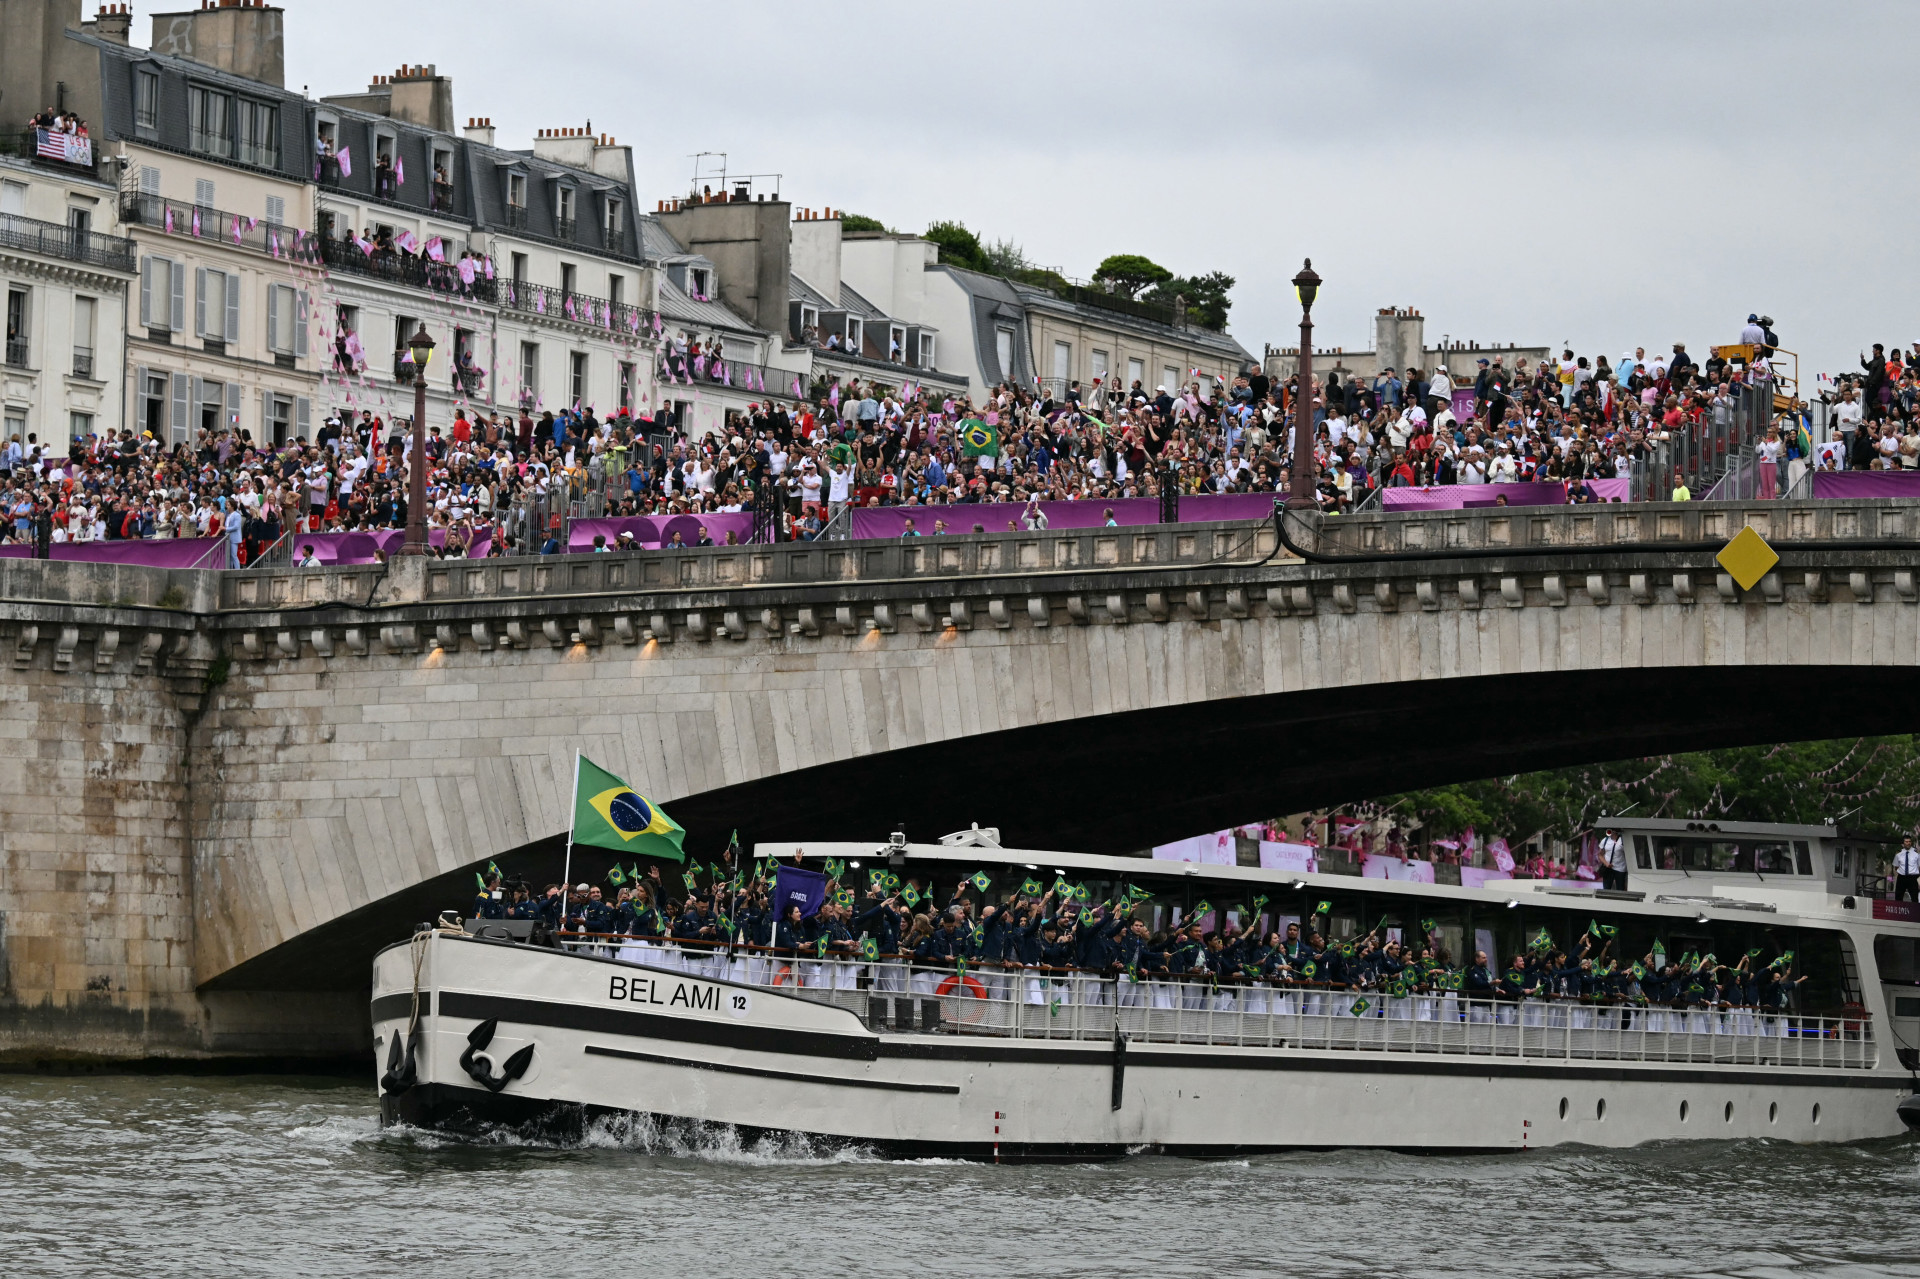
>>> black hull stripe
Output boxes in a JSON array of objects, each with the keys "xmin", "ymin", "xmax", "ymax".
[
  {"xmin": 438, "ymin": 991, "xmax": 878, "ymax": 1061},
  {"xmin": 583, "ymin": 1044, "xmax": 960, "ymax": 1094},
  {"xmin": 371, "ymin": 991, "xmax": 432, "ymax": 1024},
  {"xmin": 416, "ymin": 991, "xmax": 1904, "ymax": 1091}
]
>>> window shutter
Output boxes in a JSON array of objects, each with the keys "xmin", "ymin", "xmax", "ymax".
[
  {"xmin": 296, "ymin": 397, "xmax": 310, "ymax": 440},
  {"xmin": 139, "ymin": 166, "xmax": 159, "ymax": 195},
  {"xmin": 194, "ymin": 267, "xmax": 208, "ymax": 337},
  {"xmin": 225, "ymin": 381, "xmax": 240, "ymax": 432},
  {"xmin": 191, "ymin": 377, "xmax": 205, "ymax": 425},
  {"xmin": 293, "ymin": 290, "xmax": 308, "ymax": 358},
  {"xmin": 266, "ymin": 284, "xmax": 279, "ymax": 353},
  {"xmin": 139, "ymin": 257, "xmax": 153, "ymax": 328},
  {"xmin": 224, "ymin": 271, "xmax": 239, "ymax": 343},
  {"xmin": 170, "ymin": 372, "xmax": 189, "ymax": 440},
  {"xmin": 195, "ymin": 178, "xmax": 215, "ymax": 207},
  {"xmin": 168, "ymin": 260, "xmax": 185, "ymax": 332},
  {"xmin": 265, "ymin": 195, "xmax": 284, "ymax": 225},
  {"xmin": 134, "ymin": 365, "xmax": 148, "ymax": 428}
]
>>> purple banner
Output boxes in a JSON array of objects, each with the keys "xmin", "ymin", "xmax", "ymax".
[
  {"xmin": 1180, "ymin": 492, "xmax": 1282, "ymax": 523},
  {"xmin": 1811, "ymin": 471, "xmax": 1920, "ymax": 499},
  {"xmin": 1584, "ymin": 477, "xmax": 1630, "ymax": 502},
  {"xmin": 569, "ymin": 513, "xmax": 756, "ymax": 552},
  {"xmin": 1450, "ymin": 387, "xmax": 1477, "ymax": 424},
  {"xmin": 1381, "ymin": 482, "xmax": 1568, "ymax": 511},
  {"xmin": 286, "ymin": 529, "xmax": 491, "ymax": 565},
  {"xmin": 0, "ymin": 538, "xmax": 224, "ymax": 567},
  {"xmin": 847, "ymin": 492, "xmax": 1280, "ymax": 541},
  {"xmin": 772, "ymin": 865, "xmax": 830, "ymax": 921}
]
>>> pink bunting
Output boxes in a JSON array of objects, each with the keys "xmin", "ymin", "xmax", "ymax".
[
  {"xmin": 458, "ymin": 258, "xmax": 476, "ymax": 285},
  {"xmin": 191, "ymin": 209, "xmax": 202, "ymax": 237},
  {"xmin": 337, "ymin": 146, "xmax": 352, "ymax": 177},
  {"xmin": 164, "ymin": 206, "xmax": 174, "ymax": 234},
  {"xmin": 395, "ymin": 155, "xmax": 406, "ymax": 187}
]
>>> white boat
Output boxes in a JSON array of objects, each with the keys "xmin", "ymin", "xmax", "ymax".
[{"xmin": 371, "ymin": 820, "xmax": 1920, "ymax": 1158}]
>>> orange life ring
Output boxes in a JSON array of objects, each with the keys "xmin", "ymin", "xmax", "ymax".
[
  {"xmin": 771, "ymin": 964, "xmax": 797, "ymax": 987},
  {"xmin": 936, "ymin": 973, "xmax": 989, "ymax": 1000}
]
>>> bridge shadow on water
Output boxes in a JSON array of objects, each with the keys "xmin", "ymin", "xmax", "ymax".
[{"xmin": 204, "ymin": 663, "xmax": 1919, "ymax": 995}]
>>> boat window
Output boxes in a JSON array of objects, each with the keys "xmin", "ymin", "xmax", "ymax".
[
  {"xmin": 1749, "ymin": 842, "xmax": 1795, "ymax": 875},
  {"xmin": 1795, "ymin": 842, "xmax": 1813, "ymax": 876},
  {"xmin": 1633, "ymin": 835, "xmax": 1653, "ymax": 870},
  {"xmin": 1706, "ymin": 841, "xmax": 1740, "ymax": 872},
  {"xmin": 1874, "ymin": 935, "xmax": 1919, "ymax": 985},
  {"xmin": 1832, "ymin": 845, "xmax": 1852, "ymax": 877}
]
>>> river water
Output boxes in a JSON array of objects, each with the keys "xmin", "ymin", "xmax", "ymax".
[{"xmin": 1, "ymin": 1075, "xmax": 1916, "ymax": 1278}]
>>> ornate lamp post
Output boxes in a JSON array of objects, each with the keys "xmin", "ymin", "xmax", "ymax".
[
  {"xmin": 399, "ymin": 323, "xmax": 436, "ymax": 555},
  {"xmin": 1285, "ymin": 259, "xmax": 1321, "ymax": 510}
]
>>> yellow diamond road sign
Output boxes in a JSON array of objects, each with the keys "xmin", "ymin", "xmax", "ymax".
[{"xmin": 1716, "ymin": 525, "xmax": 1779, "ymax": 592}]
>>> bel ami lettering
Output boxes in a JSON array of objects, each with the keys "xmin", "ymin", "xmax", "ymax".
[{"xmin": 608, "ymin": 973, "xmax": 751, "ymax": 1018}]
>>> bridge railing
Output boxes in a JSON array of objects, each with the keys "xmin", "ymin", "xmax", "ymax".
[{"xmin": 560, "ymin": 939, "xmax": 1875, "ymax": 1071}]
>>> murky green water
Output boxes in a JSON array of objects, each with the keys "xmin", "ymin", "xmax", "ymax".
[{"xmin": 1, "ymin": 1075, "xmax": 1916, "ymax": 1278}]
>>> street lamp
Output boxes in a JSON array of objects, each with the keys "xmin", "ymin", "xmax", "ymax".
[
  {"xmin": 399, "ymin": 323, "xmax": 436, "ymax": 556},
  {"xmin": 1285, "ymin": 258, "xmax": 1321, "ymax": 510}
]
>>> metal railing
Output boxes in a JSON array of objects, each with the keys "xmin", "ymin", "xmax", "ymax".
[
  {"xmin": 315, "ymin": 233, "xmax": 496, "ymax": 302},
  {"xmin": 72, "ymin": 347, "xmax": 93, "ymax": 379},
  {"xmin": 499, "ymin": 279, "xmax": 650, "ymax": 334},
  {"xmin": 0, "ymin": 211, "xmax": 137, "ymax": 272},
  {"xmin": 120, "ymin": 194, "xmax": 315, "ymax": 265},
  {"xmin": 554, "ymin": 216, "xmax": 576, "ymax": 243},
  {"xmin": 657, "ymin": 349, "xmax": 795, "ymax": 396},
  {"xmin": 557, "ymin": 941, "xmax": 1875, "ymax": 1071},
  {"xmin": 430, "ymin": 182, "xmax": 455, "ymax": 214},
  {"xmin": 4, "ymin": 338, "xmax": 28, "ymax": 369}
]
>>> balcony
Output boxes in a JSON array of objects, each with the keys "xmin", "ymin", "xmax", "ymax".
[
  {"xmin": 554, "ymin": 215, "xmax": 577, "ymax": 242},
  {"xmin": 431, "ymin": 181, "xmax": 455, "ymax": 214},
  {"xmin": 119, "ymin": 194, "xmax": 315, "ymax": 266},
  {"xmin": 315, "ymin": 232, "xmax": 497, "ymax": 303},
  {"xmin": 18, "ymin": 127, "xmax": 94, "ymax": 170},
  {"xmin": 604, "ymin": 226, "xmax": 627, "ymax": 257},
  {"xmin": 504, "ymin": 204, "xmax": 528, "ymax": 230},
  {"xmin": 498, "ymin": 279, "xmax": 649, "ymax": 335},
  {"xmin": 4, "ymin": 338, "xmax": 28, "ymax": 369},
  {"xmin": 72, "ymin": 347, "xmax": 94, "ymax": 379},
  {"xmin": 0, "ymin": 211, "xmax": 136, "ymax": 273}
]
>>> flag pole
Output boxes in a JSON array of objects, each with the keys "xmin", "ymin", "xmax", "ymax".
[{"xmin": 560, "ymin": 751, "xmax": 581, "ymax": 934}]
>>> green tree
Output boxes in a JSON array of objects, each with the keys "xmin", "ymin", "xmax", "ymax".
[
  {"xmin": 839, "ymin": 213, "xmax": 890, "ymax": 234},
  {"xmin": 925, "ymin": 220, "xmax": 988, "ymax": 272},
  {"xmin": 1011, "ymin": 266, "xmax": 1072, "ymax": 295},
  {"xmin": 1092, "ymin": 253, "xmax": 1173, "ymax": 299},
  {"xmin": 1146, "ymin": 270, "xmax": 1236, "ymax": 330}
]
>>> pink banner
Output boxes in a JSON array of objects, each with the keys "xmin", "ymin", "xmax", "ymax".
[
  {"xmin": 1459, "ymin": 867, "xmax": 1513, "ymax": 890},
  {"xmin": 1257, "ymin": 841, "xmax": 1318, "ymax": 873},
  {"xmin": 568, "ymin": 513, "xmax": 756, "ymax": 552},
  {"xmin": 1489, "ymin": 837, "xmax": 1514, "ymax": 873},
  {"xmin": 1361, "ymin": 854, "xmax": 1438, "ymax": 884},
  {"xmin": 1811, "ymin": 471, "xmax": 1920, "ymax": 499},
  {"xmin": 1151, "ymin": 833, "xmax": 1237, "ymax": 866},
  {"xmin": 0, "ymin": 538, "xmax": 224, "ymax": 567},
  {"xmin": 1381, "ymin": 482, "xmax": 1568, "ymax": 511},
  {"xmin": 285, "ymin": 529, "xmax": 490, "ymax": 565},
  {"xmin": 847, "ymin": 493, "xmax": 1276, "ymax": 541}
]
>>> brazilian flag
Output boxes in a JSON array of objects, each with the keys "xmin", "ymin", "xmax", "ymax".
[
  {"xmin": 970, "ymin": 870, "xmax": 992, "ymax": 892},
  {"xmin": 958, "ymin": 417, "xmax": 998, "ymax": 457},
  {"xmin": 1349, "ymin": 998, "xmax": 1371, "ymax": 1017},
  {"xmin": 902, "ymin": 884, "xmax": 922, "ymax": 907},
  {"xmin": 1021, "ymin": 878, "xmax": 1043, "ymax": 897},
  {"xmin": 606, "ymin": 865, "xmax": 627, "ymax": 888},
  {"xmin": 859, "ymin": 937, "xmax": 879, "ymax": 962},
  {"xmin": 815, "ymin": 935, "xmax": 830, "ymax": 959},
  {"xmin": 571, "ymin": 755, "xmax": 685, "ymax": 862}
]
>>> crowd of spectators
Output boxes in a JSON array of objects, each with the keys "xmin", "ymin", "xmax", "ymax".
[{"xmin": 5, "ymin": 315, "xmax": 1913, "ymax": 560}]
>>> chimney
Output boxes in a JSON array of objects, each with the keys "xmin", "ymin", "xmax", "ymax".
[
  {"xmin": 464, "ymin": 117, "xmax": 495, "ymax": 147},
  {"xmin": 93, "ymin": 3, "xmax": 133, "ymax": 44},
  {"xmin": 150, "ymin": 1, "xmax": 286, "ymax": 87},
  {"xmin": 387, "ymin": 63, "xmax": 455, "ymax": 134}
]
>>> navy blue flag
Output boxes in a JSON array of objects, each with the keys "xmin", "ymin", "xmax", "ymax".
[{"xmin": 774, "ymin": 865, "xmax": 830, "ymax": 920}]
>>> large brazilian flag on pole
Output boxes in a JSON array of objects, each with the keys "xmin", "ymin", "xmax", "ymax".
[{"xmin": 571, "ymin": 755, "xmax": 686, "ymax": 863}]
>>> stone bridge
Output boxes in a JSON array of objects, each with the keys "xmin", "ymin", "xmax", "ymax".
[{"xmin": 3, "ymin": 499, "xmax": 1919, "ymax": 1062}]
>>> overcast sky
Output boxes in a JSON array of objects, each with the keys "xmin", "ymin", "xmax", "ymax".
[{"xmin": 275, "ymin": 0, "xmax": 1913, "ymax": 381}]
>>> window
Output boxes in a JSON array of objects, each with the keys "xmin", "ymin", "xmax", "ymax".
[
  {"xmin": 5, "ymin": 287, "xmax": 29, "ymax": 368},
  {"xmin": 604, "ymin": 196, "xmax": 624, "ymax": 251},
  {"xmin": 394, "ymin": 315, "xmax": 417, "ymax": 380},
  {"xmin": 69, "ymin": 411, "xmax": 92, "ymax": 444},
  {"xmin": 1, "ymin": 179, "xmax": 25, "ymax": 216},
  {"xmin": 1127, "ymin": 357, "xmax": 1145, "ymax": 388},
  {"xmin": 194, "ymin": 268, "xmax": 238, "ymax": 344},
  {"xmin": 689, "ymin": 266, "xmax": 709, "ymax": 299},
  {"xmin": 265, "ymin": 393, "xmax": 293, "ymax": 447},
  {"xmin": 569, "ymin": 351, "xmax": 587, "ymax": 407},
  {"xmin": 189, "ymin": 86, "xmax": 233, "ymax": 158},
  {"xmin": 72, "ymin": 296, "xmax": 96, "ymax": 378},
  {"xmin": 800, "ymin": 305, "xmax": 818, "ymax": 333},
  {"xmin": 1875, "ymin": 935, "xmax": 1919, "ymax": 985},
  {"xmin": 555, "ymin": 185, "xmax": 575, "ymax": 238},
  {"xmin": 608, "ymin": 275, "xmax": 624, "ymax": 309},
  {"xmin": 264, "ymin": 195, "xmax": 285, "ymax": 226},
  {"xmin": 618, "ymin": 361, "xmax": 635, "ymax": 413},
  {"xmin": 560, "ymin": 263, "xmax": 577, "ymax": 299},
  {"xmin": 890, "ymin": 325, "xmax": 906, "ymax": 362},
  {"xmin": 67, "ymin": 206, "xmax": 90, "ymax": 242},
  {"xmin": 507, "ymin": 173, "xmax": 527, "ymax": 208},
  {"xmin": 266, "ymin": 284, "xmax": 306, "ymax": 360},
  {"xmin": 134, "ymin": 69, "xmax": 159, "ymax": 133},
  {"xmin": 194, "ymin": 178, "xmax": 215, "ymax": 210},
  {"xmin": 1162, "ymin": 366, "xmax": 1180, "ymax": 392},
  {"xmin": 846, "ymin": 317, "xmax": 862, "ymax": 354},
  {"xmin": 235, "ymin": 100, "xmax": 279, "ymax": 168},
  {"xmin": 4, "ymin": 410, "xmax": 25, "ymax": 445},
  {"xmin": 1053, "ymin": 340, "xmax": 1071, "ymax": 383},
  {"xmin": 918, "ymin": 332, "xmax": 936, "ymax": 367},
  {"xmin": 138, "ymin": 370, "xmax": 168, "ymax": 439},
  {"xmin": 510, "ymin": 252, "xmax": 528, "ymax": 286},
  {"xmin": 995, "ymin": 326, "xmax": 1014, "ymax": 380},
  {"xmin": 138, "ymin": 166, "xmax": 159, "ymax": 197},
  {"xmin": 192, "ymin": 376, "xmax": 232, "ymax": 435},
  {"xmin": 1091, "ymin": 348, "xmax": 1109, "ymax": 383},
  {"xmin": 519, "ymin": 341, "xmax": 538, "ymax": 403}
]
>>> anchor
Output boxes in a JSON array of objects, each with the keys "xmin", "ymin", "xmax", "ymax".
[
  {"xmin": 379, "ymin": 1027, "xmax": 420, "ymax": 1096},
  {"xmin": 458, "ymin": 1018, "xmax": 536, "ymax": 1093}
]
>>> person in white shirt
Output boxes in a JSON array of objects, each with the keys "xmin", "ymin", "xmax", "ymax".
[
  {"xmin": 1597, "ymin": 828, "xmax": 1628, "ymax": 892},
  {"xmin": 297, "ymin": 544, "xmax": 322, "ymax": 567},
  {"xmin": 1488, "ymin": 447, "xmax": 1519, "ymax": 483},
  {"xmin": 1893, "ymin": 837, "xmax": 1920, "ymax": 903}
]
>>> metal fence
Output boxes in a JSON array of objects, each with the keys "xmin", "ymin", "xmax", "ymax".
[
  {"xmin": 558, "ymin": 941, "xmax": 1876, "ymax": 1071},
  {"xmin": 0, "ymin": 211, "xmax": 136, "ymax": 273}
]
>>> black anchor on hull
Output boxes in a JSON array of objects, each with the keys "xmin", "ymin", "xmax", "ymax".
[
  {"xmin": 380, "ymin": 1027, "xmax": 420, "ymax": 1095},
  {"xmin": 459, "ymin": 1018, "xmax": 536, "ymax": 1093}
]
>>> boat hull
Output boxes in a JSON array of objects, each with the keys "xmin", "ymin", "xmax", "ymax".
[{"xmin": 372, "ymin": 933, "xmax": 1914, "ymax": 1159}]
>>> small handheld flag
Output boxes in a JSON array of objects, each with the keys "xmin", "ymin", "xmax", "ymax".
[
  {"xmin": 1349, "ymin": 998, "xmax": 1371, "ymax": 1017},
  {"xmin": 1315, "ymin": 901, "xmax": 1331, "ymax": 917},
  {"xmin": 969, "ymin": 870, "xmax": 992, "ymax": 892},
  {"xmin": 815, "ymin": 935, "xmax": 830, "ymax": 959},
  {"xmin": 473, "ymin": 871, "xmax": 487, "ymax": 891},
  {"xmin": 606, "ymin": 865, "xmax": 627, "ymax": 887},
  {"xmin": 1021, "ymin": 878, "xmax": 1044, "ymax": 897},
  {"xmin": 859, "ymin": 938, "xmax": 879, "ymax": 962}
]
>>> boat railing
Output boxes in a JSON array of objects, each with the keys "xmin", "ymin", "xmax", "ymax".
[{"xmin": 548, "ymin": 935, "xmax": 1876, "ymax": 1072}]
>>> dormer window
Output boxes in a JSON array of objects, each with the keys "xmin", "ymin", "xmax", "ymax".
[
  {"xmin": 689, "ymin": 266, "xmax": 710, "ymax": 300},
  {"xmin": 603, "ymin": 195, "xmax": 625, "ymax": 254},
  {"xmin": 555, "ymin": 185, "xmax": 576, "ymax": 240},
  {"xmin": 505, "ymin": 172, "xmax": 527, "ymax": 229},
  {"xmin": 846, "ymin": 317, "xmax": 863, "ymax": 352},
  {"xmin": 134, "ymin": 69, "xmax": 159, "ymax": 134}
]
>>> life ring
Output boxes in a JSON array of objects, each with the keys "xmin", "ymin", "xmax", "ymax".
[
  {"xmin": 771, "ymin": 964, "xmax": 797, "ymax": 987},
  {"xmin": 936, "ymin": 973, "xmax": 989, "ymax": 1000}
]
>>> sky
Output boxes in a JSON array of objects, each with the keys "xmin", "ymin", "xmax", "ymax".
[{"xmin": 263, "ymin": 0, "xmax": 1919, "ymax": 382}]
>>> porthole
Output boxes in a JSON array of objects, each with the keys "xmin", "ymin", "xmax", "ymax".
[
  {"xmin": 1596, "ymin": 1099, "xmax": 1607, "ymax": 1121},
  {"xmin": 1724, "ymin": 1101, "xmax": 1734, "ymax": 1123},
  {"xmin": 1559, "ymin": 1097, "xmax": 1569, "ymax": 1120},
  {"xmin": 1812, "ymin": 1103, "xmax": 1822, "ymax": 1125},
  {"xmin": 1769, "ymin": 1102, "xmax": 1778, "ymax": 1124},
  {"xmin": 1679, "ymin": 1100, "xmax": 1690, "ymax": 1122}
]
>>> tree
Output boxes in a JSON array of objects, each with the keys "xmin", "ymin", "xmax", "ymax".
[
  {"xmin": 839, "ymin": 213, "xmax": 890, "ymax": 234},
  {"xmin": 1011, "ymin": 266, "xmax": 1072, "ymax": 295},
  {"xmin": 925, "ymin": 220, "xmax": 988, "ymax": 272},
  {"xmin": 1092, "ymin": 253, "xmax": 1173, "ymax": 300},
  {"xmin": 1145, "ymin": 270, "xmax": 1236, "ymax": 330}
]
